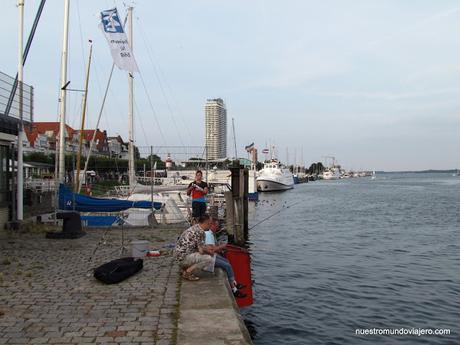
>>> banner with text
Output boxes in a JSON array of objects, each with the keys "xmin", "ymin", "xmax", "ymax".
[{"xmin": 100, "ymin": 7, "xmax": 139, "ymax": 73}]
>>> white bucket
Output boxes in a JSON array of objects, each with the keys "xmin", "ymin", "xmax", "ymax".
[{"xmin": 131, "ymin": 240, "xmax": 150, "ymax": 258}]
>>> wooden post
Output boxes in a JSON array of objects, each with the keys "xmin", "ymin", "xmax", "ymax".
[
  {"xmin": 243, "ymin": 168, "xmax": 249, "ymax": 238},
  {"xmin": 224, "ymin": 191, "xmax": 234, "ymax": 238},
  {"xmin": 228, "ymin": 160, "xmax": 249, "ymax": 246}
]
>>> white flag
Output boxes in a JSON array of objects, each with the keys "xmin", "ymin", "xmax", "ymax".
[{"xmin": 100, "ymin": 7, "xmax": 139, "ymax": 73}]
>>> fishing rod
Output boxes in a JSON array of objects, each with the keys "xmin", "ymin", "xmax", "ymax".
[{"xmin": 249, "ymin": 201, "xmax": 301, "ymax": 230}]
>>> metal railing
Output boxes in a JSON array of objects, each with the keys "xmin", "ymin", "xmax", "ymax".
[{"xmin": 0, "ymin": 70, "xmax": 33, "ymax": 122}]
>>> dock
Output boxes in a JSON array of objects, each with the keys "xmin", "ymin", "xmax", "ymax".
[
  {"xmin": 0, "ymin": 224, "xmax": 252, "ymax": 345},
  {"xmin": 178, "ymin": 270, "xmax": 252, "ymax": 345}
]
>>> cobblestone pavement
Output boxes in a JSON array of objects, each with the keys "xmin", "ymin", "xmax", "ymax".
[{"xmin": 0, "ymin": 225, "xmax": 184, "ymax": 345}]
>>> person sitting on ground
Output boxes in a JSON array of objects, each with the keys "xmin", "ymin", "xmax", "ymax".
[
  {"xmin": 187, "ymin": 170, "xmax": 209, "ymax": 221},
  {"xmin": 174, "ymin": 214, "xmax": 214, "ymax": 281},
  {"xmin": 204, "ymin": 219, "xmax": 246, "ymax": 298},
  {"xmin": 204, "ymin": 219, "xmax": 227, "ymax": 252}
]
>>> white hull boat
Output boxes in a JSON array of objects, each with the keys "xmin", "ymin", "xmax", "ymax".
[
  {"xmin": 322, "ymin": 169, "xmax": 341, "ymax": 180},
  {"xmin": 257, "ymin": 159, "xmax": 294, "ymax": 192}
]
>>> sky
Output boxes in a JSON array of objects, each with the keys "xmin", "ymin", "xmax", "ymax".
[{"xmin": 2, "ymin": 0, "xmax": 460, "ymax": 171}]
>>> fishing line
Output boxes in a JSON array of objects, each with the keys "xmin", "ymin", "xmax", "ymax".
[{"xmin": 249, "ymin": 201, "xmax": 301, "ymax": 230}]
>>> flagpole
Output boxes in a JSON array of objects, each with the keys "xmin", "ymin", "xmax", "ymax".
[
  {"xmin": 58, "ymin": 0, "xmax": 70, "ymax": 183},
  {"xmin": 127, "ymin": 6, "xmax": 135, "ymax": 190},
  {"xmin": 17, "ymin": 0, "xmax": 24, "ymax": 221}
]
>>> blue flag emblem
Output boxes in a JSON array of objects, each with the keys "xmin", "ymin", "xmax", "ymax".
[{"xmin": 101, "ymin": 8, "xmax": 124, "ymax": 33}]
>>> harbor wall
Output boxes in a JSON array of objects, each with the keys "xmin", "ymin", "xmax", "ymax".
[{"xmin": 178, "ymin": 269, "xmax": 253, "ymax": 345}]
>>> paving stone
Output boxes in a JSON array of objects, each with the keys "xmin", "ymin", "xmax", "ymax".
[
  {"xmin": 4, "ymin": 339, "xmax": 28, "ymax": 345},
  {"xmin": 95, "ymin": 336, "xmax": 114, "ymax": 343},
  {"xmin": 71, "ymin": 336, "xmax": 95, "ymax": 343},
  {"xmin": 0, "ymin": 227, "xmax": 182, "ymax": 345},
  {"xmin": 154, "ymin": 340, "xmax": 170, "ymax": 345},
  {"xmin": 48, "ymin": 336, "xmax": 73, "ymax": 344},
  {"xmin": 113, "ymin": 336, "xmax": 134, "ymax": 342}
]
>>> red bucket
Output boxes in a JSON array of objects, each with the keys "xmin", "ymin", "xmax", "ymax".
[{"xmin": 225, "ymin": 244, "xmax": 253, "ymax": 308}]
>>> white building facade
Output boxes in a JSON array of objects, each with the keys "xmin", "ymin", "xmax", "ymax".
[{"xmin": 205, "ymin": 98, "xmax": 227, "ymax": 160}]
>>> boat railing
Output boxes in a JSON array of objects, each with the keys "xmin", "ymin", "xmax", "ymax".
[
  {"xmin": 24, "ymin": 179, "xmax": 56, "ymax": 192},
  {"xmin": 113, "ymin": 185, "xmax": 130, "ymax": 197}
]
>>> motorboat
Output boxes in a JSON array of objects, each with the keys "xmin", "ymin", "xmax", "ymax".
[
  {"xmin": 321, "ymin": 168, "xmax": 341, "ymax": 180},
  {"xmin": 257, "ymin": 159, "xmax": 294, "ymax": 192}
]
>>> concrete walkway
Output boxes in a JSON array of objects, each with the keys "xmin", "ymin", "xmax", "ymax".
[
  {"xmin": 0, "ymin": 225, "xmax": 183, "ymax": 345},
  {"xmin": 178, "ymin": 270, "xmax": 252, "ymax": 345}
]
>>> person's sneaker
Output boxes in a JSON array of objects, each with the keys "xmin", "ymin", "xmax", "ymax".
[
  {"xmin": 233, "ymin": 290, "xmax": 247, "ymax": 298},
  {"xmin": 235, "ymin": 283, "xmax": 246, "ymax": 290}
]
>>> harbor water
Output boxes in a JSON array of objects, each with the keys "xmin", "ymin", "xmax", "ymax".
[{"xmin": 244, "ymin": 173, "xmax": 460, "ymax": 345}]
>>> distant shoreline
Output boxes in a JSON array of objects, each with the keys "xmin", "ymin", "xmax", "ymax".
[{"xmin": 377, "ymin": 170, "xmax": 457, "ymax": 174}]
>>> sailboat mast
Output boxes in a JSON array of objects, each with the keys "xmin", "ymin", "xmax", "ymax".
[
  {"xmin": 232, "ymin": 117, "xmax": 237, "ymax": 159},
  {"xmin": 17, "ymin": 0, "xmax": 24, "ymax": 221},
  {"xmin": 127, "ymin": 7, "xmax": 135, "ymax": 188},
  {"xmin": 58, "ymin": 0, "xmax": 70, "ymax": 183},
  {"xmin": 75, "ymin": 41, "xmax": 93, "ymax": 192}
]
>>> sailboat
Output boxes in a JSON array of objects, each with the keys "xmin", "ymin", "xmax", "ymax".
[{"xmin": 53, "ymin": 4, "xmax": 165, "ymax": 224}]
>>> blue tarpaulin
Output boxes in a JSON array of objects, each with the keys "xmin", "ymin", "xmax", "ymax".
[{"xmin": 59, "ymin": 184, "xmax": 163, "ymax": 212}]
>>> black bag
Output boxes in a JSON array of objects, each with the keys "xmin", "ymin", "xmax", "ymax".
[{"xmin": 94, "ymin": 257, "xmax": 143, "ymax": 284}]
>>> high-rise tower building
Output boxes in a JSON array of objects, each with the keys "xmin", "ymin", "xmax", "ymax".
[{"xmin": 205, "ymin": 98, "xmax": 227, "ymax": 160}]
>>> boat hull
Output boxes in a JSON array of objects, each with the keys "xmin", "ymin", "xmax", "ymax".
[
  {"xmin": 248, "ymin": 192, "xmax": 259, "ymax": 201},
  {"xmin": 257, "ymin": 179, "xmax": 293, "ymax": 192}
]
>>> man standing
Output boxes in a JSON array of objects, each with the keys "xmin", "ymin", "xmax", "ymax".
[
  {"xmin": 174, "ymin": 214, "xmax": 214, "ymax": 281},
  {"xmin": 187, "ymin": 170, "xmax": 209, "ymax": 220}
]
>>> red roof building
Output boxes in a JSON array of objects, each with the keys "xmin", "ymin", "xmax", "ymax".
[
  {"xmin": 75, "ymin": 129, "xmax": 109, "ymax": 154},
  {"xmin": 24, "ymin": 122, "xmax": 109, "ymax": 155}
]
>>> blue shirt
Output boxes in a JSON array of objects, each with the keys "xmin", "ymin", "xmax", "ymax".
[{"xmin": 204, "ymin": 231, "xmax": 216, "ymax": 245}]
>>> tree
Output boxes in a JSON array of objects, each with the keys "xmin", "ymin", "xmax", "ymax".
[
  {"xmin": 308, "ymin": 162, "xmax": 325, "ymax": 175},
  {"xmin": 143, "ymin": 154, "xmax": 165, "ymax": 169},
  {"xmin": 24, "ymin": 152, "xmax": 54, "ymax": 165}
]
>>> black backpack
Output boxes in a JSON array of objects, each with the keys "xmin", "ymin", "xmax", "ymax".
[{"xmin": 94, "ymin": 257, "xmax": 143, "ymax": 284}]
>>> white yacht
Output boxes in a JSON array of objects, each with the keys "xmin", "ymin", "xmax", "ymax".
[
  {"xmin": 257, "ymin": 159, "xmax": 294, "ymax": 192},
  {"xmin": 321, "ymin": 168, "xmax": 341, "ymax": 180}
]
